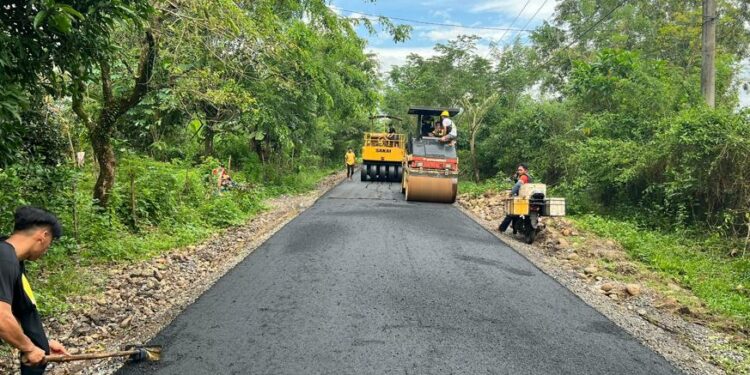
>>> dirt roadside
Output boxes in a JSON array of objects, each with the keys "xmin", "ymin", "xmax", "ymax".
[
  {"xmin": 0, "ymin": 171, "xmax": 344, "ymax": 375},
  {"xmin": 456, "ymin": 191, "xmax": 748, "ymax": 375}
]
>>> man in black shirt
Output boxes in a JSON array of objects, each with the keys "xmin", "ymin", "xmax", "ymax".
[{"xmin": 1, "ymin": 206, "xmax": 69, "ymax": 374}]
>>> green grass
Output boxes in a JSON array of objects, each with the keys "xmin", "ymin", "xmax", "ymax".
[
  {"xmin": 712, "ymin": 339, "xmax": 750, "ymax": 374},
  {"xmin": 458, "ymin": 179, "xmax": 513, "ymax": 197},
  {"xmin": 573, "ymin": 215, "xmax": 750, "ymax": 328}
]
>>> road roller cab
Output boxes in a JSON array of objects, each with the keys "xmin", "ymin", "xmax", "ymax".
[
  {"xmin": 361, "ymin": 115, "xmax": 406, "ymax": 182},
  {"xmin": 402, "ymin": 107, "xmax": 461, "ymax": 203}
]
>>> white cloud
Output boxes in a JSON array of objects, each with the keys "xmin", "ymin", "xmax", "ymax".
[
  {"xmin": 367, "ymin": 47, "xmax": 439, "ymax": 73},
  {"xmin": 326, "ymin": 5, "xmax": 377, "ymax": 21},
  {"xmin": 471, "ymin": 0, "xmax": 558, "ymax": 21},
  {"xmin": 420, "ymin": 25, "xmax": 516, "ymax": 42},
  {"xmin": 327, "ymin": 4, "xmax": 341, "ymax": 15},
  {"xmin": 428, "ymin": 9, "xmax": 453, "ymax": 21},
  {"xmin": 368, "ymin": 42, "xmax": 494, "ymax": 74}
]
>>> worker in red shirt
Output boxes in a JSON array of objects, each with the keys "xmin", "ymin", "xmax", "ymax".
[
  {"xmin": 499, "ymin": 164, "xmax": 532, "ymax": 233},
  {"xmin": 511, "ymin": 163, "xmax": 531, "ymax": 195}
]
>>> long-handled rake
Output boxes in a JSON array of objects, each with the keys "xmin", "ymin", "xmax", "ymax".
[{"xmin": 32, "ymin": 345, "xmax": 162, "ymax": 364}]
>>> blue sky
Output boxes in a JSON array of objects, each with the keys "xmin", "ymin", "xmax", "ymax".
[
  {"xmin": 327, "ymin": 0, "xmax": 749, "ymax": 108},
  {"xmin": 328, "ymin": 0, "xmax": 559, "ymax": 69}
]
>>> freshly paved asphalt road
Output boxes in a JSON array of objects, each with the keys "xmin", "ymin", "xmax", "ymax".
[{"xmin": 117, "ymin": 180, "xmax": 681, "ymax": 375}]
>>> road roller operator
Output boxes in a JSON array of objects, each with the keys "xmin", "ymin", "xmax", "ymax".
[{"xmin": 438, "ymin": 110, "xmax": 457, "ymax": 144}]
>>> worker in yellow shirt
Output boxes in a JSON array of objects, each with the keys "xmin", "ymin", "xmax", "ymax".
[{"xmin": 345, "ymin": 148, "xmax": 356, "ymax": 181}]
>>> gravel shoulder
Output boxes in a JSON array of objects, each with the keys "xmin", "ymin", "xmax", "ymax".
[
  {"xmin": 456, "ymin": 192, "xmax": 747, "ymax": 375},
  {"xmin": 0, "ymin": 171, "xmax": 344, "ymax": 375}
]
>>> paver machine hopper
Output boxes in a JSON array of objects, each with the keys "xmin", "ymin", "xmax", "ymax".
[{"xmin": 402, "ymin": 107, "xmax": 461, "ymax": 203}]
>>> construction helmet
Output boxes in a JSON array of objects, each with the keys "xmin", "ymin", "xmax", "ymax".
[{"xmin": 440, "ymin": 110, "xmax": 449, "ymax": 117}]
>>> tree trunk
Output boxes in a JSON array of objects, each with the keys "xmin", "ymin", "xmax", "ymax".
[
  {"xmin": 470, "ymin": 130, "xmax": 479, "ymax": 182},
  {"xmin": 90, "ymin": 119, "xmax": 117, "ymax": 206},
  {"xmin": 250, "ymin": 138, "xmax": 262, "ymax": 161},
  {"xmin": 203, "ymin": 124, "xmax": 215, "ymax": 156},
  {"xmin": 71, "ymin": 29, "xmax": 156, "ymax": 208}
]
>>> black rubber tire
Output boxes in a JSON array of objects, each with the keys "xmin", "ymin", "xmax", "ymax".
[
  {"xmin": 524, "ymin": 229, "xmax": 536, "ymax": 244},
  {"xmin": 379, "ymin": 165, "xmax": 387, "ymax": 181},
  {"xmin": 387, "ymin": 166, "xmax": 397, "ymax": 182},
  {"xmin": 360, "ymin": 167, "xmax": 367, "ymax": 181},
  {"xmin": 368, "ymin": 164, "xmax": 377, "ymax": 180},
  {"xmin": 396, "ymin": 166, "xmax": 403, "ymax": 181}
]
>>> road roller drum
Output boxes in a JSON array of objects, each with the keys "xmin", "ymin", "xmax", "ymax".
[{"xmin": 405, "ymin": 175, "xmax": 457, "ymax": 203}]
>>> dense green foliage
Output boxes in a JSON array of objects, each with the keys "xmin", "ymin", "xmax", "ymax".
[{"xmin": 383, "ymin": 0, "xmax": 750, "ymax": 237}]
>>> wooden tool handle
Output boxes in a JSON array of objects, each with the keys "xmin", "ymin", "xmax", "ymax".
[{"xmin": 45, "ymin": 350, "xmax": 137, "ymax": 363}]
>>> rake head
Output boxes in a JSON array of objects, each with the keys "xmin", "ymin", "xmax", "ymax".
[{"xmin": 124, "ymin": 345, "xmax": 162, "ymax": 363}]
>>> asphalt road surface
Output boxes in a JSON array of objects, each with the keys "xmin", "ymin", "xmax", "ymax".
[{"xmin": 117, "ymin": 180, "xmax": 681, "ymax": 375}]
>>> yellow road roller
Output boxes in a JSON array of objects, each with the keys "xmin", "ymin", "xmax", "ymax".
[
  {"xmin": 361, "ymin": 115, "xmax": 406, "ymax": 182},
  {"xmin": 402, "ymin": 107, "xmax": 461, "ymax": 203}
]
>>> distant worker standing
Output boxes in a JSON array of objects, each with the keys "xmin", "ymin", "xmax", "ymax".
[
  {"xmin": 438, "ymin": 110, "xmax": 457, "ymax": 144},
  {"xmin": 345, "ymin": 148, "xmax": 356, "ymax": 181},
  {"xmin": 0, "ymin": 207, "xmax": 70, "ymax": 374}
]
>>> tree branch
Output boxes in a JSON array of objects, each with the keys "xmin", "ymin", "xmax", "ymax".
[
  {"xmin": 117, "ymin": 29, "xmax": 157, "ymax": 117},
  {"xmin": 72, "ymin": 79, "xmax": 93, "ymax": 133},
  {"xmin": 100, "ymin": 58, "xmax": 114, "ymax": 107}
]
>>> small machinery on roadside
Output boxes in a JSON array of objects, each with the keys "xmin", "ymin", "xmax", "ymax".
[
  {"xmin": 361, "ymin": 115, "xmax": 406, "ymax": 182},
  {"xmin": 503, "ymin": 183, "xmax": 566, "ymax": 244}
]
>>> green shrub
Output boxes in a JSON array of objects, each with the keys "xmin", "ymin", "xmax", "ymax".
[
  {"xmin": 459, "ymin": 178, "xmax": 512, "ymax": 197},
  {"xmin": 646, "ymin": 108, "xmax": 750, "ymax": 232}
]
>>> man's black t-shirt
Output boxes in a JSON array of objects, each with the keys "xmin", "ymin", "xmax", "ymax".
[{"xmin": 0, "ymin": 239, "xmax": 49, "ymax": 374}]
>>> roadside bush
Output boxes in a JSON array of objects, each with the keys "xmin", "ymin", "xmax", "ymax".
[
  {"xmin": 479, "ymin": 100, "xmax": 576, "ymax": 185},
  {"xmin": 646, "ymin": 108, "xmax": 750, "ymax": 232},
  {"xmin": 199, "ymin": 194, "xmax": 248, "ymax": 227},
  {"xmin": 564, "ymin": 137, "xmax": 650, "ymax": 211},
  {"xmin": 115, "ymin": 157, "xmax": 182, "ymax": 228},
  {"xmin": 0, "ymin": 164, "xmax": 74, "ymax": 234}
]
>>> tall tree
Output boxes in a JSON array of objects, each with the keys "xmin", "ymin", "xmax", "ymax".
[
  {"xmin": 460, "ymin": 93, "xmax": 499, "ymax": 182},
  {"xmin": 72, "ymin": 28, "xmax": 156, "ymax": 207}
]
